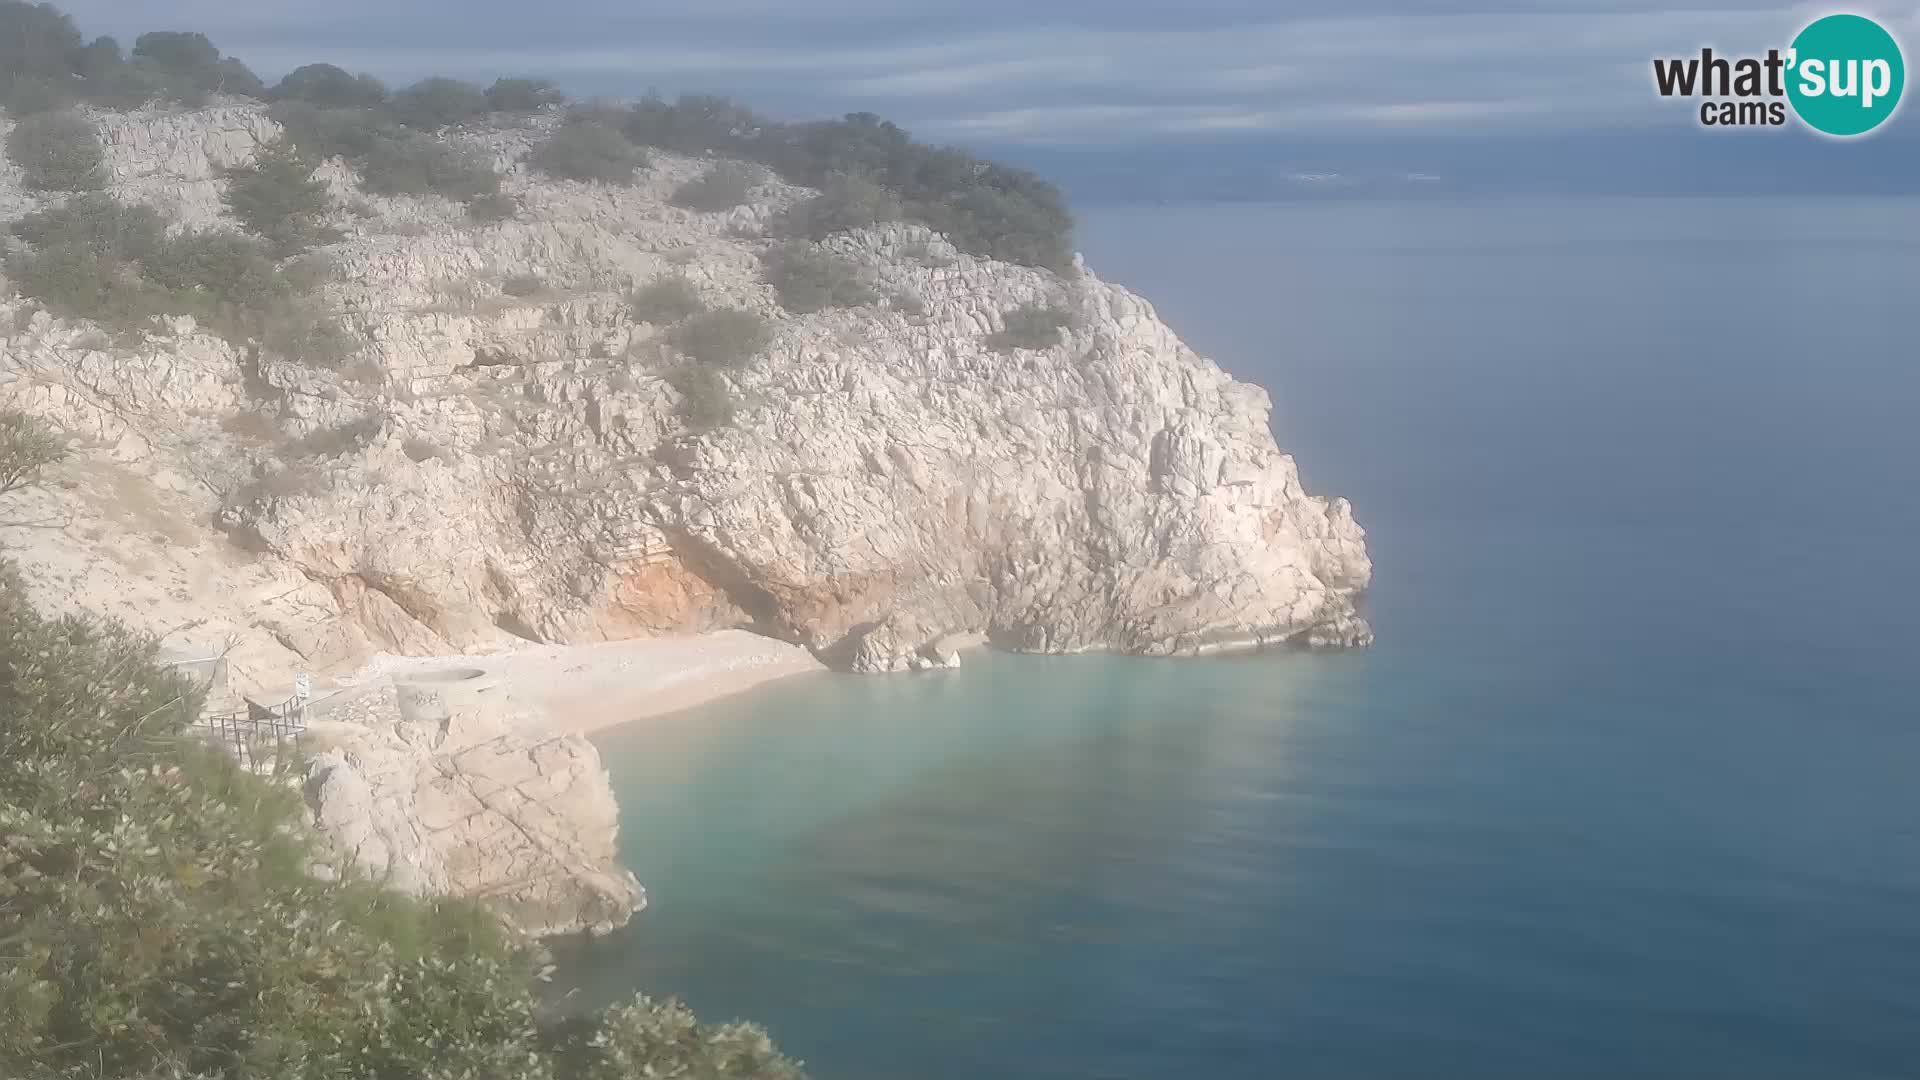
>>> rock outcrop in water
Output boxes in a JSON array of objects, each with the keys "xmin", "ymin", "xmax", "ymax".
[{"xmin": 0, "ymin": 102, "xmax": 1370, "ymax": 929}]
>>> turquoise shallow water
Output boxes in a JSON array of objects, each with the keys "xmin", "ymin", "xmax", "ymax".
[{"xmin": 557, "ymin": 198, "xmax": 1920, "ymax": 1079}]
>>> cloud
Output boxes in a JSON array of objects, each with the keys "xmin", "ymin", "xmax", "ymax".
[{"xmin": 48, "ymin": 0, "xmax": 1920, "ymax": 142}]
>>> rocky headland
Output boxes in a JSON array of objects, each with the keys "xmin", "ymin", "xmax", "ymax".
[{"xmin": 0, "ymin": 101, "xmax": 1370, "ymax": 935}]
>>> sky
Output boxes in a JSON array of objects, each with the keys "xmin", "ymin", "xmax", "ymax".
[{"xmin": 51, "ymin": 0, "xmax": 1920, "ymax": 142}]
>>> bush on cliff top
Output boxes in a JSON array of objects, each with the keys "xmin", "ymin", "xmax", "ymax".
[
  {"xmin": 0, "ymin": 4, "xmax": 263, "ymax": 111},
  {"xmin": 528, "ymin": 118, "xmax": 646, "ymax": 185},
  {"xmin": 0, "ymin": 559, "xmax": 807, "ymax": 1079},
  {"xmin": 5, "ymin": 1, "xmax": 1074, "ymax": 270}
]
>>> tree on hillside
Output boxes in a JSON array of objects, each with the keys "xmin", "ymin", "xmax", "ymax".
[
  {"xmin": 131, "ymin": 29, "xmax": 264, "ymax": 102},
  {"xmin": 485, "ymin": 77, "xmax": 564, "ymax": 112},
  {"xmin": 270, "ymin": 62, "xmax": 387, "ymax": 108},
  {"xmin": 223, "ymin": 137, "xmax": 339, "ymax": 255},
  {"xmin": 391, "ymin": 76, "xmax": 488, "ymax": 130},
  {"xmin": 0, "ymin": 0, "xmax": 84, "ymax": 110}
]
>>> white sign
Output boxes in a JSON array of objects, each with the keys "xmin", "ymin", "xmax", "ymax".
[{"xmin": 293, "ymin": 673, "xmax": 312, "ymax": 701}]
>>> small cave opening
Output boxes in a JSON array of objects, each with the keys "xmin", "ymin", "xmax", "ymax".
[{"xmin": 493, "ymin": 611, "xmax": 546, "ymax": 644}]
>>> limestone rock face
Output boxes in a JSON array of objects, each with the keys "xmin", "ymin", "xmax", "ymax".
[
  {"xmin": 0, "ymin": 104, "xmax": 1367, "ymax": 674},
  {"xmin": 1, "ymin": 102, "xmax": 1370, "ymax": 925},
  {"xmin": 302, "ymin": 675, "xmax": 644, "ymax": 937}
]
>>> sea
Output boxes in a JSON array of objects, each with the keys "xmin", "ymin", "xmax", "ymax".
[{"xmin": 553, "ymin": 197, "xmax": 1920, "ymax": 1079}]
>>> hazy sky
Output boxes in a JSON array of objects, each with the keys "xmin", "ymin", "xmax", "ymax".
[{"xmin": 55, "ymin": 0, "xmax": 1920, "ymax": 144}]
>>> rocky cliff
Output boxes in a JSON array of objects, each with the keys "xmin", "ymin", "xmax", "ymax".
[{"xmin": 0, "ymin": 102, "xmax": 1369, "ymax": 930}]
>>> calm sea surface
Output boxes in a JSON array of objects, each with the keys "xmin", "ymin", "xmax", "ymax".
[{"xmin": 557, "ymin": 198, "xmax": 1920, "ymax": 1079}]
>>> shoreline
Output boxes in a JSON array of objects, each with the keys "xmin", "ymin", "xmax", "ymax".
[{"xmin": 323, "ymin": 629, "xmax": 828, "ymax": 736}]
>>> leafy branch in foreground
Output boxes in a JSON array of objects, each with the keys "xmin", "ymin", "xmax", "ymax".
[{"xmin": 0, "ymin": 558, "xmax": 807, "ymax": 1079}]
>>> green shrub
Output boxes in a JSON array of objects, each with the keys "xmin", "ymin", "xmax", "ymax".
[
  {"xmin": 222, "ymin": 137, "xmax": 340, "ymax": 255},
  {"xmin": 987, "ymin": 302, "xmax": 1074, "ymax": 352},
  {"xmin": 466, "ymin": 191, "xmax": 517, "ymax": 223},
  {"xmin": 671, "ymin": 308, "xmax": 771, "ymax": 368},
  {"xmin": 7, "ymin": 195, "xmax": 166, "ymax": 325},
  {"xmin": 5, "ymin": 108, "xmax": 105, "ymax": 192},
  {"xmin": 671, "ymin": 160, "xmax": 758, "ymax": 212},
  {"xmin": 258, "ymin": 296, "xmax": 354, "ymax": 369},
  {"xmin": 775, "ymin": 171, "xmax": 901, "ymax": 240},
  {"xmin": 360, "ymin": 133, "xmax": 500, "ymax": 203},
  {"xmin": 403, "ymin": 436, "xmax": 447, "ymax": 462},
  {"xmin": 501, "ymin": 273, "xmax": 544, "ymax": 298},
  {"xmin": 668, "ymin": 365, "xmax": 735, "ymax": 428},
  {"xmin": 142, "ymin": 228, "xmax": 290, "ymax": 314},
  {"xmin": 285, "ymin": 414, "xmax": 379, "ymax": 458},
  {"xmin": 0, "ymin": 2, "xmax": 83, "ymax": 111},
  {"xmin": 485, "ymin": 77, "xmax": 563, "ymax": 112},
  {"xmin": 1, "ymin": 74, "xmax": 74, "ymax": 114},
  {"xmin": 7, "ymin": 194, "xmax": 353, "ymax": 356},
  {"xmin": 527, "ymin": 118, "xmax": 645, "ymax": 185},
  {"xmin": 391, "ymin": 76, "xmax": 488, "ymax": 130},
  {"xmin": 761, "ymin": 241, "xmax": 879, "ymax": 314},
  {"xmin": 629, "ymin": 274, "xmax": 705, "ymax": 324},
  {"xmin": 270, "ymin": 63, "xmax": 388, "ymax": 108},
  {"xmin": 0, "ymin": 409, "xmax": 66, "ymax": 499},
  {"xmin": 130, "ymin": 30, "xmax": 264, "ymax": 103},
  {"xmin": 623, "ymin": 93, "xmax": 761, "ymax": 155},
  {"xmin": 0, "ymin": 561, "xmax": 808, "ymax": 1079},
  {"xmin": 269, "ymin": 101, "xmax": 398, "ymax": 160}
]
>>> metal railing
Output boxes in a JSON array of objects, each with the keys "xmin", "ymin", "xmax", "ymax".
[{"xmin": 192, "ymin": 695, "xmax": 308, "ymax": 771}]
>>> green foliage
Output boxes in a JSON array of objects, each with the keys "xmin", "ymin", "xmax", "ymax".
[
  {"xmin": 629, "ymin": 274, "xmax": 705, "ymax": 324},
  {"xmin": 0, "ymin": 1, "xmax": 82, "ymax": 110},
  {"xmin": 774, "ymin": 171, "xmax": 900, "ymax": 240},
  {"xmin": 528, "ymin": 118, "xmax": 645, "ymax": 185},
  {"xmin": 671, "ymin": 308, "xmax": 771, "ymax": 368},
  {"xmin": 667, "ymin": 365, "xmax": 735, "ymax": 429},
  {"xmin": 466, "ymin": 191, "xmax": 517, "ymax": 223},
  {"xmin": 284, "ymin": 415, "xmax": 379, "ymax": 459},
  {"xmin": 5, "ymin": 108, "xmax": 104, "ymax": 192},
  {"xmin": 269, "ymin": 63, "xmax": 387, "ymax": 108},
  {"xmin": 391, "ymin": 76, "xmax": 488, "ymax": 130},
  {"xmin": 485, "ymin": 77, "xmax": 564, "ymax": 113},
  {"xmin": 987, "ymin": 302, "xmax": 1074, "ymax": 352},
  {"xmin": 671, "ymin": 160, "xmax": 758, "ymax": 212},
  {"xmin": 623, "ymin": 93, "xmax": 761, "ymax": 155},
  {"xmin": 573, "ymin": 997, "xmax": 804, "ymax": 1080},
  {"xmin": 0, "ymin": 562, "xmax": 806, "ymax": 1079},
  {"xmin": 222, "ymin": 138, "xmax": 339, "ymax": 255},
  {"xmin": 359, "ymin": 133, "xmax": 501, "ymax": 203},
  {"xmin": 267, "ymin": 101, "xmax": 398, "ymax": 161},
  {"xmin": 502, "ymin": 273, "xmax": 544, "ymax": 298},
  {"xmin": 0, "ymin": 409, "xmax": 66, "ymax": 498},
  {"xmin": 761, "ymin": 241, "xmax": 879, "ymax": 314},
  {"xmin": 129, "ymin": 29, "xmax": 263, "ymax": 104},
  {"xmin": 621, "ymin": 99, "xmax": 1074, "ymax": 270},
  {"xmin": 6, "ymin": 194, "xmax": 352, "ymax": 363}
]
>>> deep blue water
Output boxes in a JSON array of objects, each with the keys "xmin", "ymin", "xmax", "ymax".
[{"xmin": 560, "ymin": 198, "xmax": 1920, "ymax": 1079}]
